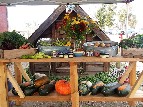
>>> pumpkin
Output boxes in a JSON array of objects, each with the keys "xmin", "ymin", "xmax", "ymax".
[{"xmin": 55, "ymin": 80, "xmax": 71, "ymax": 95}]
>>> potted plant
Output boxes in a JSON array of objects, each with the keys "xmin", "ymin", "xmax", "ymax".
[
  {"xmin": 0, "ymin": 30, "xmax": 36, "ymax": 59},
  {"xmin": 119, "ymin": 34, "xmax": 143, "ymax": 58}
]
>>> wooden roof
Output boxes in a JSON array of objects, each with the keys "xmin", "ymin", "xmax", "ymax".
[{"xmin": 28, "ymin": 5, "xmax": 110, "ymax": 44}]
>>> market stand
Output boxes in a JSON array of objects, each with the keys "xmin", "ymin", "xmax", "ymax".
[{"xmin": 1, "ymin": 57, "xmax": 143, "ymax": 107}]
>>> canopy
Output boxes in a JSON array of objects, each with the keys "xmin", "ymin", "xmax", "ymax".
[{"xmin": 0, "ymin": 0, "xmax": 134, "ymax": 5}]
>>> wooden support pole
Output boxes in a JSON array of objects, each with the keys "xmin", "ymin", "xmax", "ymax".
[
  {"xmin": 15, "ymin": 62, "xmax": 31, "ymax": 82},
  {"xmin": 70, "ymin": 62, "xmax": 79, "ymax": 107},
  {"xmin": 119, "ymin": 62, "xmax": 136, "ymax": 84},
  {"xmin": 128, "ymin": 71, "xmax": 143, "ymax": 98},
  {"xmin": 129, "ymin": 61, "xmax": 136, "ymax": 86},
  {"xmin": 0, "ymin": 62, "xmax": 8, "ymax": 107},
  {"xmin": 6, "ymin": 67, "xmax": 25, "ymax": 98}
]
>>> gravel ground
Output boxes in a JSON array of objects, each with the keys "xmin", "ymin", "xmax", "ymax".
[{"xmin": 10, "ymin": 101, "xmax": 143, "ymax": 107}]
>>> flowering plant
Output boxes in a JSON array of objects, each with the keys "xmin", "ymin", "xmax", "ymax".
[{"xmin": 57, "ymin": 13, "xmax": 96, "ymax": 41}]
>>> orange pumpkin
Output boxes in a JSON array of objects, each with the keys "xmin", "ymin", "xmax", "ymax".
[{"xmin": 55, "ymin": 80, "xmax": 71, "ymax": 95}]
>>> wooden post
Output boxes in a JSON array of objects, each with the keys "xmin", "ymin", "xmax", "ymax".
[
  {"xmin": 0, "ymin": 62, "xmax": 8, "ymax": 107},
  {"xmin": 15, "ymin": 62, "xmax": 31, "ymax": 82},
  {"xmin": 129, "ymin": 62, "xmax": 136, "ymax": 86},
  {"xmin": 103, "ymin": 62, "xmax": 110, "ymax": 72},
  {"xmin": 6, "ymin": 68, "xmax": 25, "ymax": 98},
  {"xmin": 119, "ymin": 62, "xmax": 136, "ymax": 84},
  {"xmin": 70, "ymin": 62, "xmax": 79, "ymax": 107},
  {"xmin": 14, "ymin": 62, "xmax": 22, "ymax": 105},
  {"xmin": 128, "ymin": 71, "xmax": 143, "ymax": 98}
]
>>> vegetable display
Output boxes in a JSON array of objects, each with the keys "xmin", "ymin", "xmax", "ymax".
[
  {"xmin": 55, "ymin": 80, "xmax": 71, "ymax": 95},
  {"xmin": 116, "ymin": 83, "xmax": 131, "ymax": 97}
]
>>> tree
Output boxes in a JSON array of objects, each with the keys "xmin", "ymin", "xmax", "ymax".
[
  {"xmin": 118, "ymin": 5, "xmax": 137, "ymax": 30},
  {"xmin": 96, "ymin": 4, "xmax": 117, "ymax": 29}
]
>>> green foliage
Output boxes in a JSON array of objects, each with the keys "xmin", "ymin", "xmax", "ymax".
[
  {"xmin": 119, "ymin": 34, "xmax": 143, "ymax": 49},
  {"xmin": 96, "ymin": 4, "xmax": 117, "ymax": 29},
  {"xmin": 0, "ymin": 30, "xmax": 28, "ymax": 50}
]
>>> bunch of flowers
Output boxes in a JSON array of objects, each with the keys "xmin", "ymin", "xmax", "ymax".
[{"xmin": 57, "ymin": 13, "xmax": 96, "ymax": 41}]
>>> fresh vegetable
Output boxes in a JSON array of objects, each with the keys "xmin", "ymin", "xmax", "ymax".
[
  {"xmin": 19, "ymin": 43, "xmax": 32, "ymax": 49},
  {"xmin": 12, "ymin": 81, "xmax": 33, "ymax": 96},
  {"xmin": 39, "ymin": 80, "xmax": 56, "ymax": 96},
  {"xmin": 116, "ymin": 83, "xmax": 131, "ymax": 97},
  {"xmin": 90, "ymin": 81, "xmax": 104, "ymax": 95},
  {"xmin": 23, "ymin": 85, "xmax": 38, "ymax": 96},
  {"xmin": 20, "ymin": 52, "xmax": 51, "ymax": 59},
  {"xmin": 55, "ymin": 80, "xmax": 71, "ymax": 95},
  {"xmin": 101, "ymin": 82, "xmax": 121, "ymax": 96},
  {"xmin": 78, "ymin": 82, "xmax": 90, "ymax": 96}
]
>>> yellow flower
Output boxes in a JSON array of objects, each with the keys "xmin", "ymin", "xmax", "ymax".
[
  {"xmin": 71, "ymin": 19, "xmax": 80, "ymax": 25},
  {"xmin": 64, "ymin": 14, "xmax": 70, "ymax": 19}
]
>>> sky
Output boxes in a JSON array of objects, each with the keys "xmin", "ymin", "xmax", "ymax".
[{"xmin": 7, "ymin": 0, "xmax": 143, "ymax": 38}]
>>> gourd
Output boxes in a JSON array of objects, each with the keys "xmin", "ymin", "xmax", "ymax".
[
  {"xmin": 55, "ymin": 80, "xmax": 71, "ymax": 95},
  {"xmin": 12, "ymin": 81, "xmax": 33, "ymax": 96},
  {"xmin": 23, "ymin": 85, "xmax": 38, "ymax": 96},
  {"xmin": 39, "ymin": 80, "xmax": 56, "ymax": 96},
  {"xmin": 90, "ymin": 81, "xmax": 104, "ymax": 95},
  {"xmin": 101, "ymin": 82, "xmax": 121, "ymax": 96},
  {"xmin": 116, "ymin": 83, "xmax": 131, "ymax": 97},
  {"xmin": 78, "ymin": 81, "xmax": 92, "ymax": 96}
]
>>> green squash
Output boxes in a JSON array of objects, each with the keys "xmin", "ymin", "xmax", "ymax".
[
  {"xmin": 90, "ymin": 81, "xmax": 104, "ymax": 95},
  {"xmin": 101, "ymin": 82, "xmax": 121, "ymax": 96},
  {"xmin": 39, "ymin": 80, "xmax": 56, "ymax": 96},
  {"xmin": 78, "ymin": 83, "xmax": 90, "ymax": 96},
  {"xmin": 116, "ymin": 83, "xmax": 131, "ymax": 97}
]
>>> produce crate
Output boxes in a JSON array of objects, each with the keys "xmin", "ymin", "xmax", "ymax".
[
  {"xmin": 2, "ymin": 48, "xmax": 37, "ymax": 59},
  {"xmin": 121, "ymin": 48, "xmax": 143, "ymax": 58}
]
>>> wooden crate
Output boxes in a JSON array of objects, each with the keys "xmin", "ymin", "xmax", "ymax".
[
  {"xmin": 3, "ymin": 48, "xmax": 36, "ymax": 59},
  {"xmin": 121, "ymin": 48, "xmax": 143, "ymax": 58}
]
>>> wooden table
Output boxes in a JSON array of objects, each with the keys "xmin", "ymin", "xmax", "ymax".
[{"xmin": 1, "ymin": 57, "xmax": 143, "ymax": 107}]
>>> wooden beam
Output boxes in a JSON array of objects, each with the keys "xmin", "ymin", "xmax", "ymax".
[
  {"xmin": 70, "ymin": 62, "xmax": 79, "ymax": 107},
  {"xmin": 15, "ymin": 62, "xmax": 31, "ymax": 82},
  {"xmin": 6, "ymin": 67, "xmax": 25, "ymax": 98},
  {"xmin": 128, "ymin": 71, "xmax": 143, "ymax": 98},
  {"xmin": 119, "ymin": 62, "xmax": 136, "ymax": 84},
  {"xmin": 0, "ymin": 62, "xmax": 8, "ymax": 107},
  {"xmin": 129, "ymin": 62, "xmax": 136, "ymax": 86}
]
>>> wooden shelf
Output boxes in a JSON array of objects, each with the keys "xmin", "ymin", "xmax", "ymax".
[
  {"xmin": 1, "ymin": 57, "xmax": 143, "ymax": 107},
  {"xmin": 8, "ymin": 91, "xmax": 71, "ymax": 101},
  {"xmin": 8, "ymin": 90, "xmax": 143, "ymax": 102}
]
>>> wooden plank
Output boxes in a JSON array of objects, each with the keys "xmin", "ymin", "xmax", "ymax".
[
  {"xmin": 129, "ymin": 62, "xmax": 136, "ymax": 86},
  {"xmin": 0, "ymin": 62, "xmax": 8, "ymax": 107},
  {"xmin": 15, "ymin": 62, "xmax": 31, "ymax": 82},
  {"xmin": 119, "ymin": 62, "xmax": 136, "ymax": 84},
  {"xmin": 10, "ymin": 57, "xmax": 140, "ymax": 63},
  {"xmin": 6, "ymin": 68, "xmax": 25, "ymax": 98},
  {"xmin": 4, "ymin": 48, "xmax": 36, "ymax": 59},
  {"xmin": 128, "ymin": 71, "xmax": 143, "ymax": 98},
  {"xmin": 70, "ymin": 62, "xmax": 79, "ymax": 107},
  {"xmin": 103, "ymin": 62, "xmax": 110, "ymax": 72}
]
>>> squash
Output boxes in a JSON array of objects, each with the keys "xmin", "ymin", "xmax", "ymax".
[
  {"xmin": 78, "ymin": 83, "xmax": 90, "ymax": 96},
  {"xmin": 55, "ymin": 80, "xmax": 71, "ymax": 95},
  {"xmin": 90, "ymin": 81, "xmax": 104, "ymax": 95},
  {"xmin": 101, "ymin": 82, "xmax": 121, "ymax": 96},
  {"xmin": 116, "ymin": 83, "xmax": 131, "ymax": 97},
  {"xmin": 39, "ymin": 80, "xmax": 56, "ymax": 96},
  {"xmin": 23, "ymin": 85, "xmax": 38, "ymax": 96}
]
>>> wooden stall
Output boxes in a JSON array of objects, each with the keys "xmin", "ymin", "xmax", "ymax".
[{"xmin": 1, "ymin": 57, "xmax": 143, "ymax": 107}]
